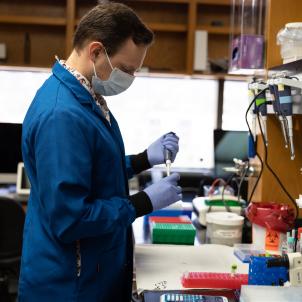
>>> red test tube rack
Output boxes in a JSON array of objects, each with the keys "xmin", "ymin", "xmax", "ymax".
[{"xmin": 181, "ymin": 272, "xmax": 248, "ymax": 289}]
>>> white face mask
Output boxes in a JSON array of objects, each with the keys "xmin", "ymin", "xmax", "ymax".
[{"xmin": 91, "ymin": 49, "xmax": 135, "ymax": 96}]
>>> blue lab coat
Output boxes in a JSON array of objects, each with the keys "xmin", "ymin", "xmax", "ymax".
[{"xmin": 18, "ymin": 62, "xmax": 140, "ymax": 301}]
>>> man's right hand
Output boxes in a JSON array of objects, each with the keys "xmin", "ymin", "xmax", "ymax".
[{"xmin": 143, "ymin": 173, "xmax": 182, "ymax": 211}]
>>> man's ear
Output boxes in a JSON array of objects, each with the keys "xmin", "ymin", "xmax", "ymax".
[{"xmin": 88, "ymin": 42, "xmax": 105, "ymax": 61}]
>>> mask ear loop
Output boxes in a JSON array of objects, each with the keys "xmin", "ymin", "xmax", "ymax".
[
  {"xmin": 103, "ymin": 48, "xmax": 114, "ymax": 71},
  {"xmin": 92, "ymin": 61, "xmax": 97, "ymax": 77}
]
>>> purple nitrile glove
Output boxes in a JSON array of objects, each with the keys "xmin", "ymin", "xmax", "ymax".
[
  {"xmin": 143, "ymin": 173, "xmax": 182, "ymax": 211},
  {"xmin": 147, "ymin": 132, "xmax": 179, "ymax": 167}
]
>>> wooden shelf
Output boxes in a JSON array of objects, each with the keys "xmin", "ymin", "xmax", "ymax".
[
  {"xmin": 126, "ymin": 0, "xmax": 189, "ymax": 3},
  {"xmin": 147, "ymin": 22, "xmax": 187, "ymax": 32},
  {"xmin": 0, "ymin": 0, "xmax": 234, "ymax": 74},
  {"xmin": 197, "ymin": 0, "xmax": 258, "ymax": 5},
  {"xmin": 197, "ymin": 0, "xmax": 231, "ymax": 5},
  {"xmin": 76, "ymin": 19, "xmax": 187, "ymax": 32},
  {"xmin": 0, "ymin": 15, "xmax": 66, "ymax": 26},
  {"xmin": 196, "ymin": 25, "xmax": 231, "ymax": 34}
]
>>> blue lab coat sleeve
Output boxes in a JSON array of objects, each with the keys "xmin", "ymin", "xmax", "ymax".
[{"xmin": 34, "ymin": 109, "xmax": 136, "ymax": 244}]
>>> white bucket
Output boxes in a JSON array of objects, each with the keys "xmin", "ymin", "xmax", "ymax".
[{"xmin": 206, "ymin": 212, "xmax": 244, "ymax": 246}]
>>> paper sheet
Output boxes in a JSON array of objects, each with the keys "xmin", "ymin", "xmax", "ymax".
[{"xmin": 135, "ymin": 244, "xmax": 249, "ymax": 291}]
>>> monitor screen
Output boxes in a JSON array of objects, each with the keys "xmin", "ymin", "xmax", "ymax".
[
  {"xmin": 17, "ymin": 162, "xmax": 30, "ymax": 195},
  {"xmin": 0, "ymin": 123, "xmax": 23, "ymax": 174},
  {"xmin": 214, "ymin": 129, "xmax": 248, "ymax": 176}
]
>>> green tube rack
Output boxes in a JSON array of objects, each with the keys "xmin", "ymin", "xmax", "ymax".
[{"xmin": 151, "ymin": 222, "xmax": 196, "ymax": 245}]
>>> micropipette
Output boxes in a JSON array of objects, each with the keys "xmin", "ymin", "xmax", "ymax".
[
  {"xmin": 164, "ymin": 148, "xmax": 172, "ymax": 176},
  {"xmin": 276, "ymin": 83, "xmax": 295, "ymax": 160}
]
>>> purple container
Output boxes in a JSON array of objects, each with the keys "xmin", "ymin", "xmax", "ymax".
[{"xmin": 230, "ymin": 34, "xmax": 264, "ymax": 70}]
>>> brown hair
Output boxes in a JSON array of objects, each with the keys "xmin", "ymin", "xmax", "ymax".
[{"xmin": 73, "ymin": 1, "xmax": 154, "ymax": 55}]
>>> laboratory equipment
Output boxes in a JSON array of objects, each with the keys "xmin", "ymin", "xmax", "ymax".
[
  {"xmin": 246, "ymin": 202, "xmax": 295, "ymax": 233},
  {"xmin": 247, "ymin": 85, "xmax": 257, "ymax": 158},
  {"xmin": 276, "ymin": 82, "xmax": 294, "ymax": 159},
  {"xmin": 267, "ymin": 252, "xmax": 302, "ymax": 287},
  {"xmin": 143, "ymin": 201, "xmax": 192, "ymax": 228},
  {"xmin": 165, "ymin": 148, "xmax": 172, "ymax": 176},
  {"xmin": 248, "ymin": 80, "xmax": 268, "ymax": 146},
  {"xmin": 248, "ymin": 80, "xmax": 257, "ymax": 143},
  {"xmin": 192, "ymin": 196, "xmax": 243, "ymax": 226},
  {"xmin": 246, "ymin": 202, "xmax": 295, "ymax": 251},
  {"xmin": 181, "ymin": 272, "xmax": 248, "ymax": 290},
  {"xmin": 267, "ymin": 80, "xmax": 289, "ymax": 149},
  {"xmin": 255, "ymin": 86, "xmax": 268, "ymax": 146},
  {"xmin": 287, "ymin": 237, "xmax": 295, "ymax": 253},
  {"xmin": 248, "ymin": 256, "xmax": 288, "ymax": 286},
  {"xmin": 16, "ymin": 162, "xmax": 31, "ymax": 195},
  {"xmin": 149, "ymin": 216, "xmax": 191, "ymax": 225},
  {"xmin": 229, "ymin": 0, "xmax": 266, "ymax": 74},
  {"xmin": 272, "ymin": 76, "xmax": 302, "ymax": 160},
  {"xmin": 233, "ymin": 244, "xmax": 265, "ymax": 263},
  {"xmin": 213, "ymin": 130, "xmax": 248, "ymax": 177},
  {"xmin": 223, "ymin": 158, "xmax": 255, "ymax": 181},
  {"xmin": 206, "ymin": 212, "xmax": 244, "ymax": 246},
  {"xmin": 160, "ymin": 293, "xmax": 228, "ymax": 302},
  {"xmin": 256, "ymin": 89, "xmax": 268, "ymax": 145},
  {"xmin": 151, "ymin": 222, "xmax": 195, "ymax": 245},
  {"xmin": 296, "ymin": 228, "xmax": 302, "ymax": 253}
]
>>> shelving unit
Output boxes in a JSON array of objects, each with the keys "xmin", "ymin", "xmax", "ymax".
[
  {"xmin": 0, "ymin": 0, "xmax": 67, "ymax": 67},
  {"xmin": 0, "ymin": 0, "xmax": 235, "ymax": 74},
  {"xmin": 248, "ymin": 0, "xmax": 302, "ymax": 218},
  {"xmin": 0, "ymin": 16, "xmax": 66, "ymax": 26}
]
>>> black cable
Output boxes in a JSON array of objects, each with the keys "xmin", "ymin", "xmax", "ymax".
[
  {"xmin": 237, "ymin": 162, "xmax": 249, "ymax": 202},
  {"xmin": 221, "ymin": 172, "xmax": 237, "ymax": 212},
  {"xmin": 245, "ymin": 85, "xmax": 298, "ymax": 221},
  {"xmin": 245, "ymin": 89, "xmax": 265, "ymax": 203},
  {"xmin": 256, "ymin": 111, "xmax": 299, "ymax": 219}
]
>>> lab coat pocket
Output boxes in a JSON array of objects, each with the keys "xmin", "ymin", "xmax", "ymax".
[
  {"xmin": 77, "ymin": 241, "xmax": 127, "ymax": 299},
  {"xmin": 95, "ymin": 243, "xmax": 126, "ymax": 289}
]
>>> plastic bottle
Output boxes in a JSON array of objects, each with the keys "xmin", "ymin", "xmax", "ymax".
[
  {"xmin": 287, "ymin": 237, "xmax": 295, "ymax": 253},
  {"xmin": 296, "ymin": 228, "xmax": 302, "ymax": 253}
]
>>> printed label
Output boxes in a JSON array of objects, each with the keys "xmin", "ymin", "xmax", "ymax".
[
  {"xmin": 265, "ymin": 229, "xmax": 280, "ymax": 251},
  {"xmin": 214, "ymin": 229, "xmax": 241, "ymax": 238}
]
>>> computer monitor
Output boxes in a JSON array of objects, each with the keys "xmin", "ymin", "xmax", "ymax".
[
  {"xmin": 16, "ymin": 162, "xmax": 30, "ymax": 195},
  {"xmin": 0, "ymin": 123, "xmax": 23, "ymax": 184},
  {"xmin": 214, "ymin": 129, "xmax": 248, "ymax": 177}
]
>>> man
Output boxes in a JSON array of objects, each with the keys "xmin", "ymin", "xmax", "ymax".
[{"xmin": 18, "ymin": 2, "xmax": 181, "ymax": 302}]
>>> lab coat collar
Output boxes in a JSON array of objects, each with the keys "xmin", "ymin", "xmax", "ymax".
[
  {"xmin": 52, "ymin": 61, "xmax": 112, "ymax": 126},
  {"xmin": 52, "ymin": 61, "xmax": 95, "ymax": 106}
]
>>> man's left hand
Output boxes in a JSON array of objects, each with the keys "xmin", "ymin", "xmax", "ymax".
[{"xmin": 147, "ymin": 132, "xmax": 179, "ymax": 167}]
